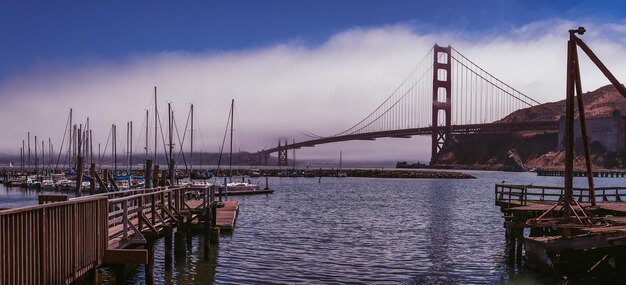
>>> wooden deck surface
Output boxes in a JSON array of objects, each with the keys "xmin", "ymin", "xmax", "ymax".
[
  {"xmin": 186, "ymin": 199, "xmax": 239, "ymax": 230},
  {"xmin": 508, "ymin": 201, "xmax": 626, "ymax": 214},
  {"xmin": 107, "ymin": 199, "xmax": 240, "ymax": 249}
]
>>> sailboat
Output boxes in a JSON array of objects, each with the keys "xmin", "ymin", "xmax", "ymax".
[
  {"xmin": 219, "ymin": 99, "xmax": 261, "ymax": 192},
  {"xmin": 8, "ymin": 161, "xmax": 13, "ymax": 168}
]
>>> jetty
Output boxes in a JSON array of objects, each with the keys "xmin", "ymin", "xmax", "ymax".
[
  {"xmin": 495, "ymin": 184, "xmax": 626, "ymax": 274},
  {"xmin": 493, "ymin": 27, "xmax": 626, "ymax": 278},
  {"xmin": 0, "ymin": 184, "xmax": 238, "ymax": 285},
  {"xmin": 536, "ymin": 169, "xmax": 626, "ymax": 178}
]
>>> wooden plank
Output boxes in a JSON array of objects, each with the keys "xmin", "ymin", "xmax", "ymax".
[
  {"xmin": 215, "ymin": 201, "xmax": 239, "ymax": 230},
  {"xmin": 103, "ymin": 249, "xmax": 148, "ymax": 264}
]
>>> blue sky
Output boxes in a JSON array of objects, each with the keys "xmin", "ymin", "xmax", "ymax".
[
  {"xmin": 1, "ymin": 1, "xmax": 626, "ymax": 161},
  {"xmin": 1, "ymin": 0, "xmax": 624, "ymax": 80}
]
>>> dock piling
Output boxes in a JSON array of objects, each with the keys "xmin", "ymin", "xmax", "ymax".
[
  {"xmin": 145, "ymin": 159, "xmax": 153, "ymax": 189},
  {"xmin": 164, "ymin": 226, "xmax": 173, "ymax": 270},
  {"xmin": 145, "ymin": 239, "xmax": 155, "ymax": 285}
]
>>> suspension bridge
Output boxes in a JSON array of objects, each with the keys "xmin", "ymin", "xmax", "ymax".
[{"xmin": 257, "ymin": 44, "xmax": 560, "ymax": 166}]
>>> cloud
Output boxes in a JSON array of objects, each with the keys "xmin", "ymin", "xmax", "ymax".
[{"xmin": 2, "ymin": 20, "xmax": 626, "ymax": 162}]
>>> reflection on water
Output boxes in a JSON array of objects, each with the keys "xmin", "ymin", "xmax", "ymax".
[{"xmin": 2, "ymin": 171, "xmax": 623, "ymax": 283}]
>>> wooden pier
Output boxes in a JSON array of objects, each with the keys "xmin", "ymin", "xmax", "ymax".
[
  {"xmin": 0, "ymin": 185, "xmax": 239, "ymax": 285},
  {"xmin": 536, "ymin": 169, "xmax": 626, "ymax": 178},
  {"xmin": 495, "ymin": 184, "xmax": 626, "ymax": 274}
]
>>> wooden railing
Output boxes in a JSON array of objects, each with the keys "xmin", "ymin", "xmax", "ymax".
[
  {"xmin": 106, "ymin": 185, "xmax": 213, "ymax": 248},
  {"xmin": 0, "ymin": 185, "xmax": 216, "ymax": 283},
  {"xmin": 0, "ymin": 196, "xmax": 108, "ymax": 285},
  {"xmin": 495, "ymin": 184, "xmax": 626, "ymax": 207}
]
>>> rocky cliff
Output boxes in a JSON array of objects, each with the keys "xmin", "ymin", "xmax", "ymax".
[{"xmin": 432, "ymin": 85, "xmax": 626, "ymax": 170}]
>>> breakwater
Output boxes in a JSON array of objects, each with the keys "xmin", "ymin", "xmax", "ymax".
[{"xmin": 264, "ymin": 168, "xmax": 475, "ymax": 179}]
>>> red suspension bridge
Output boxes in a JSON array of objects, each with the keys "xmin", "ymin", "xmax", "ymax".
[{"xmin": 258, "ymin": 44, "xmax": 559, "ymax": 166}]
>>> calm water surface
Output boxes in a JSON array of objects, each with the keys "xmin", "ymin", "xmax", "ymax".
[{"xmin": 2, "ymin": 170, "xmax": 623, "ymax": 284}]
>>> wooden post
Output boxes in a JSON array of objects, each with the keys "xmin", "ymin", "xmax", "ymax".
[
  {"xmin": 114, "ymin": 265, "xmax": 125, "ymax": 285},
  {"xmin": 76, "ymin": 155, "xmax": 84, "ymax": 197},
  {"xmin": 90, "ymin": 163, "xmax": 96, "ymax": 195},
  {"xmin": 145, "ymin": 160, "xmax": 153, "ymax": 189},
  {"xmin": 153, "ymin": 164, "xmax": 160, "ymax": 188},
  {"xmin": 164, "ymin": 226, "xmax": 173, "ymax": 270},
  {"xmin": 104, "ymin": 169, "xmax": 110, "ymax": 189},
  {"xmin": 169, "ymin": 158, "xmax": 175, "ymax": 186},
  {"xmin": 210, "ymin": 202, "xmax": 219, "ymax": 245},
  {"xmin": 145, "ymin": 239, "xmax": 155, "ymax": 285},
  {"xmin": 203, "ymin": 215, "xmax": 210, "ymax": 260},
  {"xmin": 161, "ymin": 170, "xmax": 167, "ymax": 187},
  {"xmin": 174, "ymin": 229, "xmax": 187, "ymax": 261}
]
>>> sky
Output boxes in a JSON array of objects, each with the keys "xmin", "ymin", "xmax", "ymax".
[{"xmin": 2, "ymin": 1, "xmax": 626, "ymax": 163}]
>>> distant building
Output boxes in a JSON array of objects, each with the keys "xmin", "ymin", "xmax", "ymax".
[{"xmin": 558, "ymin": 110, "xmax": 626, "ymax": 152}]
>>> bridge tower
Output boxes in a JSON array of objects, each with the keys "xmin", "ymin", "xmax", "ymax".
[
  {"xmin": 430, "ymin": 45, "xmax": 452, "ymax": 165},
  {"xmin": 257, "ymin": 151, "xmax": 270, "ymax": 165},
  {"xmin": 277, "ymin": 139, "xmax": 288, "ymax": 167}
]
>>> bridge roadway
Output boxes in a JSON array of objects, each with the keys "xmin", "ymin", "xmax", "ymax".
[
  {"xmin": 262, "ymin": 120, "xmax": 560, "ymax": 154},
  {"xmin": 0, "ymin": 185, "xmax": 236, "ymax": 285}
]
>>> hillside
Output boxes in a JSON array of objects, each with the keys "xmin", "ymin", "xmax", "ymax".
[
  {"xmin": 433, "ymin": 84, "xmax": 626, "ymax": 170},
  {"xmin": 499, "ymin": 85, "xmax": 626, "ymax": 123}
]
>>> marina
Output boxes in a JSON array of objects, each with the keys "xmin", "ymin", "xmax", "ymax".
[{"xmin": 3, "ymin": 2, "xmax": 626, "ymax": 283}]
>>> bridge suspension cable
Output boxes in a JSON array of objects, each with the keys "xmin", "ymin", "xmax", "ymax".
[{"xmin": 315, "ymin": 45, "xmax": 541, "ymax": 138}]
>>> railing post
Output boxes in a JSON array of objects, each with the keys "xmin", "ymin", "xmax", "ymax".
[
  {"xmin": 138, "ymin": 196, "xmax": 144, "ymax": 232},
  {"xmin": 151, "ymin": 193, "xmax": 156, "ymax": 225},
  {"xmin": 123, "ymin": 201, "xmax": 128, "ymax": 240},
  {"xmin": 508, "ymin": 186, "xmax": 512, "ymax": 207}
]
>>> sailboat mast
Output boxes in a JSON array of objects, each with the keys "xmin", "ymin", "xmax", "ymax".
[
  {"xmin": 127, "ymin": 122, "xmax": 130, "ymax": 173},
  {"xmin": 145, "ymin": 109, "xmax": 149, "ymax": 161},
  {"xmin": 229, "ymin": 99, "xmax": 234, "ymax": 180},
  {"xmin": 168, "ymin": 103, "xmax": 172, "ymax": 166},
  {"xmin": 168, "ymin": 102, "xmax": 174, "ymax": 186},
  {"xmin": 34, "ymin": 135, "xmax": 38, "ymax": 174},
  {"xmin": 154, "ymin": 86, "xmax": 158, "ymax": 164},
  {"xmin": 41, "ymin": 140, "xmax": 44, "ymax": 173},
  {"xmin": 89, "ymin": 130, "xmax": 93, "ymax": 165},
  {"xmin": 113, "ymin": 124, "xmax": 117, "ymax": 171},
  {"xmin": 49, "ymin": 138, "xmax": 52, "ymax": 172},
  {"xmin": 190, "ymin": 104, "xmax": 194, "ymax": 173},
  {"xmin": 21, "ymin": 140, "xmax": 24, "ymax": 172},
  {"xmin": 27, "ymin": 132, "xmax": 31, "ymax": 172},
  {"xmin": 68, "ymin": 108, "xmax": 72, "ymax": 169}
]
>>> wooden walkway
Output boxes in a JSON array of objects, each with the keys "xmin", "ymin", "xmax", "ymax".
[
  {"xmin": 186, "ymin": 200, "xmax": 239, "ymax": 231},
  {"xmin": 0, "ymin": 185, "xmax": 234, "ymax": 285}
]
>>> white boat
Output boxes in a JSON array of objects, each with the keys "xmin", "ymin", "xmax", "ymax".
[
  {"xmin": 81, "ymin": 181, "xmax": 91, "ymax": 189},
  {"xmin": 27, "ymin": 177, "xmax": 41, "ymax": 189},
  {"xmin": 56, "ymin": 179, "xmax": 75, "ymax": 191},
  {"xmin": 41, "ymin": 179, "xmax": 56, "ymax": 190},
  {"xmin": 226, "ymin": 181, "xmax": 260, "ymax": 191},
  {"xmin": 250, "ymin": 168, "xmax": 261, "ymax": 177}
]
